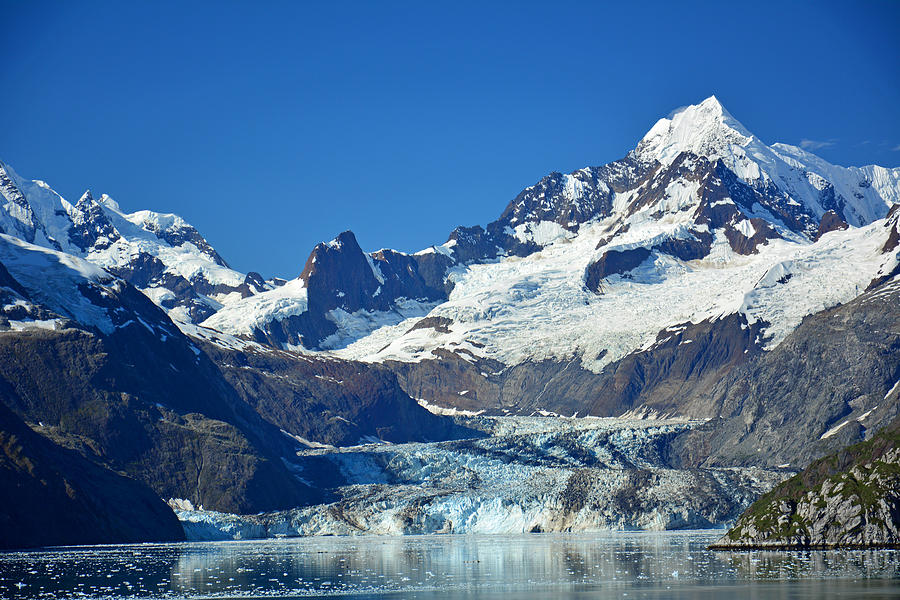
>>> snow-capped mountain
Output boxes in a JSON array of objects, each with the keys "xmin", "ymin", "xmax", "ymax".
[
  {"xmin": 1, "ymin": 96, "xmax": 898, "ymax": 422},
  {"xmin": 1, "ymin": 95, "xmax": 899, "ymax": 548},
  {"xmin": 0, "ymin": 161, "xmax": 269, "ymax": 322},
  {"xmin": 200, "ymin": 96, "xmax": 900, "ymax": 366},
  {"xmin": 4, "ymin": 96, "xmax": 896, "ymax": 358}
]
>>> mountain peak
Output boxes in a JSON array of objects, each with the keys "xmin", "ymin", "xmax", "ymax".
[
  {"xmin": 98, "ymin": 194, "xmax": 121, "ymax": 212},
  {"xmin": 77, "ymin": 190, "xmax": 94, "ymax": 206},
  {"xmin": 697, "ymin": 94, "xmax": 724, "ymax": 112},
  {"xmin": 327, "ymin": 230, "xmax": 361, "ymax": 251},
  {"xmin": 634, "ymin": 96, "xmax": 754, "ymax": 166}
]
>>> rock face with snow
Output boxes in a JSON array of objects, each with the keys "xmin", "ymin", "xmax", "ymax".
[
  {"xmin": 209, "ymin": 230, "xmax": 452, "ymax": 349},
  {"xmin": 0, "ymin": 161, "xmax": 267, "ymax": 323},
  {"xmin": 669, "ymin": 274, "xmax": 900, "ymax": 470},
  {"xmin": 713, "ymin": 415, "xmax": 900, "ymax": 549}
]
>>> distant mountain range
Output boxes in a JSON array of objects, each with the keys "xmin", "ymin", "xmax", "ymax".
[{"xmin": 1, "ymin": 96, "xmax": 898, "ymax": 548}]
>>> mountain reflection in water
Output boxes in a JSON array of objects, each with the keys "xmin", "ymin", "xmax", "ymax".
[{"xmin": 1, "ymin": 531, "xmax": 898, "ymax": 599}]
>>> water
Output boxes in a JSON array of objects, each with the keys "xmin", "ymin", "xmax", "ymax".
[{"xmin": 1, "ymin": 531, "xmax": 898, "ymax": 599}]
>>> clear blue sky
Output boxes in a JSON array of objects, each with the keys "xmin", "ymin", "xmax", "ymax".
[{"xmin": 4, "ymin": 1, "xmax": 899, "ymax": 277}]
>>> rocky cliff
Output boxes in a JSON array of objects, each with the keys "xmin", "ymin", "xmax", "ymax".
[{"xmin": 712, "ymin": 415, "xmax": 900, "ymax": 549}]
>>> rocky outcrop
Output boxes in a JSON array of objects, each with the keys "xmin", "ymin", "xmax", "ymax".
[
  {"xmin": 68, "ymin": 190, "xmax": 121, "ymax": 251},
  {"xmin": 815, "ymin": 209, "xmax": 850, "ymax": 240},
  {"xmin": 867, "ymin": 204, "xmax": 900, "ymax": 290},
  {"xmin": 712, "ymin": 416, "xmax": 900, "ymax": 549},
  {"xmin": 0, "ymin": 400, "xmax": 185, "ymax": 549},
  {"xmin": 237, "ymin": 231, "xmax": 454, "ymax": 348},
  {"xmin": 584, "ymin": 247, "xmax": 651, "ymax": 291}
]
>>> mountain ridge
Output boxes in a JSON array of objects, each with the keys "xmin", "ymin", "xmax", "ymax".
[
  {"xmin": 5, "ymin": 98, "xmax": 899, "ymax": 355},
  {"xmin": 188, "ymin": 96, "xmax": 900, "ymax": 356},
  {"xmin": 1, "ymin": 95, "xmax": 899, "ymax": 547}
]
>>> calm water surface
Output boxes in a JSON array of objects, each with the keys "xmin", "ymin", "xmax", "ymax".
[{"xmin": 1, "ymin": 531, "xmax": 898, "ymax": 599}]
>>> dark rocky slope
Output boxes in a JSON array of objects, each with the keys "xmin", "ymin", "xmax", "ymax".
[
  {"xmin": 387, "ymin": 312, "xmax": 767, "ymax": 419},
  {"xmin": 197, "ymin": 338, "xmax": 479, "ymax": 447},
  {"xmin": 712, "ymin": 415, "xmax": 900, "ymax": 549},
  {"xmin": 0, "ymin": 326, "xmax": 320, "ymax": 515},
  {"xmin": 0, "ymin": 401, "xmax": 184, "ymax": 549}
]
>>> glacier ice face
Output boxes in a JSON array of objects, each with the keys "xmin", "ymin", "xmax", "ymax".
[{"xmin": 177, "ymin": 416, "xmax": 789, "ymax": 540}]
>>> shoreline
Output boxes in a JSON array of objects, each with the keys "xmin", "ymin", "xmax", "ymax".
[{"xmin": 709, "ymin": 542, "xmax": 900, "ymax": 551}]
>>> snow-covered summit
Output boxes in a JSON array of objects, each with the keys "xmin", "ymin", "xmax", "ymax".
[
  {"xmin": 630, "ymin": 96, "xmax": 899, "ymax": 231},
  {"xmin": 635, "ymin": 96, "xmax": 754, "ymax": 166},
  {"xmin": 187, "ymin": 96, "xmax": 900, "ymax": 357}
]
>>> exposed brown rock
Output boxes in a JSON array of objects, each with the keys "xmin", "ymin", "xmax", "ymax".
[{"xmin": 814, "ymin": 209, "xmax": 850, "ymax": 241}]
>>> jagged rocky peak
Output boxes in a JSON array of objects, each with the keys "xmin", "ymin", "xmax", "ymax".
[
  {"xmin": 76, "ymin": 189, "xmax": 94, "ymax": 206},
  {"xmin": 146, "ymin": 214, "xmax": 228, "ymax": 267},
  {"xmin": 300, "ymin": 230, "xmax": 380, "ymax": 312},
  {"xmin": 492, "ymin": 95, "xmax": 895, "ymax": 251},
  {"xmin": 0, "ymin": 159, "xmax": 267, "ymax": 324},
  {"xmin": 0, "ymin": 160, "xmax": 47, "ymax": 246},
  {"xmin": 0, "ymin": 161, "xmax": 30, "ymax": 214},
  {"xmin": 69, "ymin": 189, "xmax": 120, "ymax": 251}
]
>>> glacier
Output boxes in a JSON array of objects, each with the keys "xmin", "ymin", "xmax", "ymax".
[{"xmin": 175, "ymin": 415, "xmax": 788, "ymax": 541}]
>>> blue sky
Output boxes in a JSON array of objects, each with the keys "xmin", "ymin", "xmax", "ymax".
[{"xmin": 3, "ymin": 1, "xmax": 899, "ymax": 277}]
